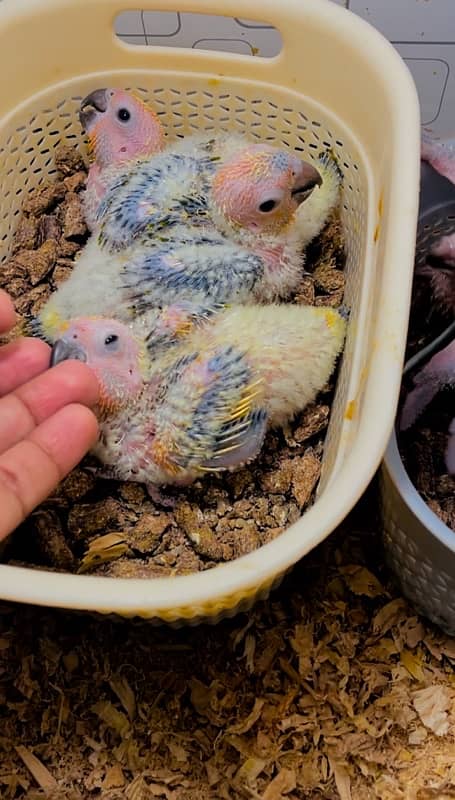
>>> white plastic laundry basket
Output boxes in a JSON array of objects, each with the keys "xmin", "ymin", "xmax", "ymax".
[{"xmin": 0, "ymin": 0, "xmax": 420, "ymax": 623}]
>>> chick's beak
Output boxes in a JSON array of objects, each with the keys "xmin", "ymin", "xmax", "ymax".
[
  {"xmin": 50, "ymin": 338, "xmax": 87, "ymax": 367},
  {"xmin": 79, "ymin": 88, "xmax": 109, "ymax": 130},
  {"xmin": 292, "ymin": 162, "xmax": 323, "ymax": 204}
]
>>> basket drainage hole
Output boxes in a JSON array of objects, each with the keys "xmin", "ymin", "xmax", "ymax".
[{"xmin": 114, "ymin": 11, "xmax": 282, "ymax": 57}]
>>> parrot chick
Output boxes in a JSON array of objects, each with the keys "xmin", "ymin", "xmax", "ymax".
[
  {"xmin": 79, "ymin": 87, "xmax": 165, "ymax": 229},
  {"xmin": 37, "ymin": 144, "xmax": 328, "ymax": 336},
  {"xmin": 96, "ymin": 139, "xmax": 339, "ymax": 260},
  {"xmin": 400, "ymin": 337, "xmax": 455, "ymax": 475},
  {"xmin": 49, "ymin": 303, "xmax": 347, "ymax": 494},
  {"xmin": 207, "ymin": 146, "xmax": 341, "ymax": 288},
  {"xmin": 80, "ymin": 84, "xmax": 341, "ymax": 247},
  {"xmin": 79, "ymin": 86, "xmax": 246, "ymax": 233},
  {"xmin": 120, "ymin": 143, "xmax": 330, "ymax": 310}
]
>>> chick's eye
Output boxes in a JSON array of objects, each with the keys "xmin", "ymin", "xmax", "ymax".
[
  {"xmin": 258, "ymin": 199, "xmax": 279, "ymax": 213},
  {"xmin": 104, "ymin": 334, "xmax": 119, "ymax": 347},
  {"xmin": 117, "ymin": 108, "xmax": 131, "ymax": 122}
]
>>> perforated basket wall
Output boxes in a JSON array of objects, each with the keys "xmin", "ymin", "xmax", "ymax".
[{"xmin": 0, "ymin": 0, "xmax": 420, "ymax": 622}]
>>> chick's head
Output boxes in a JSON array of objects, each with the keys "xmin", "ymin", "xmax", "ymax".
[
  {"xmin": 79, "ymin": 87, "xmax": 165, "ymax": 170},
  {"xmin": 51, "ymin": 317, "xmax": 147, "ymax": 415},
  {"xmin": 211, "ymin": 144, "xmax": 322, "ymax": 234}
]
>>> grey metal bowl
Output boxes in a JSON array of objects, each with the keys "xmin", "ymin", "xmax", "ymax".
[{"xmin": 380, "ymin": 161, "xmax": 455, "ymax": 637}]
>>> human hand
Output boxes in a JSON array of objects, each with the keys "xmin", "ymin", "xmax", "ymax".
[{"xmin": 0, "ymin": 289, "xmax": 99, "ymax": 541}]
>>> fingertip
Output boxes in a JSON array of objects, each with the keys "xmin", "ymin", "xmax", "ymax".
[
  {"xmin": 0, "ymin": 403, "xmax": 101, "ymax": 536},
  {"xmin": 54, "ymin": 402, "xmax": 100, "ymax": 469},
  {"xmin": 20, "ymin": 336, "xmax": 51, "ymax": 361},
  {"xmin": 29, "ymin": 402, "xmax": 100, "ymax": 477},
  {"xmin": 0, "ymin": 337, "xmax": 52, "ymax": 395},
  {"xmin": 0, "ymin": 290, "xmax": 16, "ymax": 333},
  {"xmin": 63, "ymin": 402, "xmax": 100, "ymax": 449},
  {"xmin": 50, "ymin": 360, "xmax": 100, "ymax": 406}
]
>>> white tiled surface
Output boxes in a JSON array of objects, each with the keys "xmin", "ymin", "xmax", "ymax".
[
  {"xmin": 349, "ymin": 0, "xmax": 454, "ymax": 43},
  {"xmin": 142, "ymin": 10, "xmax": 181, "ymax": 36},
  {"xmin": 396, "ymin": 44, "xmax": 454, "ymax": 128},
  {"xmin": 348, "ymin": 1, "xmax": 455, "ymax": 134},
  {"xmin": 115, "ymin": 12, "xmax": 283, "ymax": 56},
  {"xmin": 114, "ymin": 2, "xmax": 455, "ymax": 134}
]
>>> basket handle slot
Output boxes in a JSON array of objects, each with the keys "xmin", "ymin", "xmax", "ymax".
[
  {"xmin": 114, "ymin": 10, "xmax": 282, "ymax": 58},
  {"xmin": 93, "ymin": 1, "xmax": 351, "ymax": 85},
  {"xmin": 106, "ymin": 0, "xmax": 284, "ymax": 27}
]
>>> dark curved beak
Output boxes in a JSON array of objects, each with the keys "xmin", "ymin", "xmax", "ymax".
[
  {"xmin": 79, "ymin": 88, "xmax": 109, "ymax": 131},
  {"xmin": 292, "ymin": 162, "xmax": 323, "ymax": 205},
  {"xmin": 50, "ymin": 339, "xmax": 87, "ymax": 367}
]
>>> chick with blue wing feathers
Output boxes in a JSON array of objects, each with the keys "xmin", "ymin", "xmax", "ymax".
[
  {"xmin": 49, "ymin": 303, "xmax": 347, "ymax": 497},
  {"xmin": 37, "ymin": 87, "xmax": 342, "ymax": 339},
  {"xmin": 95, "ymin": 136, "xmax": 339, "ymax": 263},
  {"xmin": 79, "ymin": 87, "xmax": 260, "ymax": 235},
  {"xmin": 95, "ymin": 143, "xmax": 328, "ymax": 311},
  {"xmin": 159, "ymin": 128, "xmax": 341, "ymax": 250},
  {"xmin": 82, "ymin": 86, "xmax": 340, "ymax": 280},
  {"xmin": 79, "ymin": 88, "xmax": 166, "ymax": 231},
  {"xmin": 80, "ymin": 86, "xmax": 341, "ymax": 251},
  {"xmin": 38, "ymin": 143, "xmax": 336, "ymax": 337},
  {"xmin": 93, "ymin": 148, "xmax": 215, "ymax": 251}
]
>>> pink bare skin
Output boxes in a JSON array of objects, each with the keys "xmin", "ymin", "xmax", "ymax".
[
  {"xmin": 421, "ymin": 133, "xmax": 455, "ymax": 184},
  {"xmin": 0, "ymin": 289, "xmax": 100, "ymax": 540}
]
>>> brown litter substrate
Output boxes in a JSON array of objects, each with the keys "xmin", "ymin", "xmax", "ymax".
[
  {"xmin": 399, "ymin": 392, "xmax": 454, "ymax": 530},
  {"xmin": 0, "ymin": 145, "xmax": 347, "ymax": 577},
  {"xmin": 0, "ymin": 490, "xmax": 454, "ymax": 800}
]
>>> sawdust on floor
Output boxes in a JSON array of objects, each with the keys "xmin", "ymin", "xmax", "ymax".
[{"xmin": 0, "ymin": 491, "xmax": 454, "ymax": 800}]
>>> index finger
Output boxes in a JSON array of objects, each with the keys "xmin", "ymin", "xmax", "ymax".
[
  {"xmin": 0, "ymin": 403, "xmax": 99, "ymax": 540},
  {"xmin": 0, "ymin": 290, "xmax": 16, "ymax": 334},
  {"xmin": 0, "ymin": 360, "xmax": 100, "ymax": 454}
]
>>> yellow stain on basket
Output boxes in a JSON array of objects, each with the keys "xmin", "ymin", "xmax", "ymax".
[
  {"xmin": 373, "ymin": 190, "xmax": 384, "ymax": 244},
  {"xmin": 208, "ymin": 78, "xmax": 221, "ymax": 87},
  {"xmin": 344, "ymin": 400, "xmax": 356, "ymax": 420}
]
